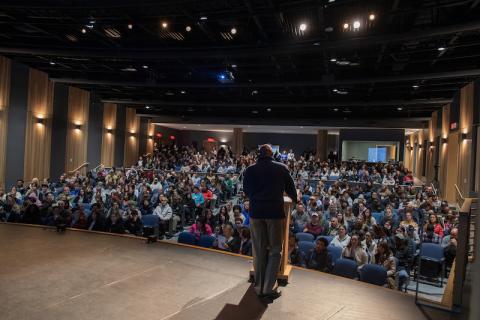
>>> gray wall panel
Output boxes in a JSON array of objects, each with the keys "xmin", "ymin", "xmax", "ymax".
[
  {"xmin": 87, "ymin": 100, "xmax": 103, "ymax": 169},
  {"xmin": 114, "ymin": 105, "xmax": 126, "ymax": 167},
  {"xmin": 50, "ymin": 84, "xmax": 68, "ymax": 179}
]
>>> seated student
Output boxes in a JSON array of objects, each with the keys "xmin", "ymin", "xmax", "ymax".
[
  {"xmin": 304, "ymin": 237, "xmax": 332, "ymax": 273},
  {"xmin": 381, "ymin": 207, "xmax": 400, "ymax": 231},
  {"xmin": 189, "ymin": 216, "xmax": 213, "ymax": 241},
  {"xmin": 72, "ymin": 208, "xmax": 88, "ymax": 229},
  {"xmin": 303, "ymin": 212, "xmax": 324, "ymax": 237},
  {"xmin": 288, "ymin": 233, "xmax": 305, "ymax": 267},
  {"xmin": 423, "ymin": 212, "xmax": 444, "ymax": 238},
  {"xmin": 239, "ymin": 227, "xmax": 252, "ymax": 256},
  {"xmin": 124, "ymin": 209, "xmax": 143, "ymax": 236},
  {"xmin": 241, "ymin": 200, "xmax": 250, "ymax": 226},
  {"xmin": 341, "ymin": 234, "xmax": 368, "ymax": 269},
  {"xmin": 330, "ymin": 225, "xmax": 351, "ymax": 249},
  {"xmin": 327, "ymin": 217, "xmax": 340, "ymax": 236},
  {"xmin": 374, "ymin": 241, "xmax": 397, "ymax": 289},
  {"xmin": 153, "ymin": 196, "xmax": 173, "ymax": 236},
  {"xmin": 400, "ymin": 211, "xmax": 419, "ymax": 232},
  {"xmin": 291, "ymin": 203, "xmax": 310, "ymax": 231},
  {"xmin": 105, "ymin": 211, "xmax": 125, "ymax": 234},
  {"xmin": 191, "ymin": 186, "xmax": 205, "ymax": 216},
  {"xmin": 221, "ymin": 224, "xmax": 240, "ymax": 254},
  {"xmin": 87, "ymin": 205, "xmax": 106, "ymax": 231},
  {"xmin": 362, "ymin": 232, "xmax": 377, "ymax": 264}
]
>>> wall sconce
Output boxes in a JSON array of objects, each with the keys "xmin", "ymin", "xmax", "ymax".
[
  {"xmin": 74, "ymin": 124, "xmax": 82, "ymax": 130},
  {"xmin": 418, "ymin": 144, "xmax": 422, "ymax": 149},
  {"xmin": 148, "ymin": 135, "xmax": 153, "ymax": 140},
  {"xmin": 461, "ymin": 132, "xmax": 471, "ymax": 140},
  {"xmin": 441, "ymin": 138, "xmax": 447, "ymax": 144},
  {"xmin": 36, "ymin": 118, "xmax": 45, "ymax": 125},
  {"xmin": 107, "ymin": 128, "xmax": 113, "ymax": 134}
]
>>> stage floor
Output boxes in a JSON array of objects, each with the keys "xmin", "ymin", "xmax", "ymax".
[{"xmin": 0, "ymin": 224, "xmax": 457, "ymax": 320}]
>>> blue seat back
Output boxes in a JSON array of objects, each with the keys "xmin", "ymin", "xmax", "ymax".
[
  {"xmin": 318, "ymin": 235, "xmax": 333, "ymax": 245},
  {"xmin": 198, "ymin": 235, "xmax": 216, "ymax": 248},
  {"xmin": 298, "ymin": 241, "xmax": 315, "ymax": 256},
  {"xmin": 420, "ymin": 243, "xmax": 444, "ymax": 261},
  {"xmin": 328, "ymin": 245, "xmax": 343, "ymax": 264},
  {"xmin": 359, "ymin": 264, "xmax": 387, "ymax": 286},
  {"xmin": 296, "ymin": 232, "xmax": 315, "ymax": 242},
  {"xmin": 333, "ymin": 259, "xmax": 358, "ymax": 279},
  {"xmin": 372, "ymin": 212, "xmax": 384, "ymax": 224},
  {"xmin": 141, "ymin": 214, "xmax": 159, "ymax": 227},
  {"xmin": 178, "ymin": 232, "xmax": 197, "ymax": 245}
]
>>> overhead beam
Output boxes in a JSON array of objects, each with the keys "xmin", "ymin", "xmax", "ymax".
[
  {"xmin": 100, "ymin": 98, "xmax": 451, "ymax": 108},
  {"xmin": 51, "ymin": 68, "xmax": 480, "ymax": 88},
  {"xmin": 2, "ymin": 20, "xmax": 480, "ymax": 59}
]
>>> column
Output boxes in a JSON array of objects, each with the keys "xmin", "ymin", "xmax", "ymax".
[
  {"xmin": 101, "ymin": 103, "xmax": 117, "ymax": 167},
  {"xmin": 315, "ymin": 129, "xmax": 328, "ymax": 161},
  {"xmin": 123, "ymin": 107, "xmax": 140, "ymax": 167},
  {"xmin": 23, "ymin": 68, "xmax": 54, "ymax": 182},
  {"xmin": 65, "ymin": 87, "xmax": 90, "ymax": 174},
  {"xmin": 0, "ymin": 56, "xmax": 11, "ymax": 188},
  {"xmin": 233, "ymin": 127, "xmax": 243, "ymax": 156},
  {"xmin": 146, "ymin": 119, "xmax": 155, "ymax": 155}
]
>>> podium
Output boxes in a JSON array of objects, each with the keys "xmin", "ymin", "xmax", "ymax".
[{"xmin": 249, "ymin": 196, "xmax": 293, "ymax": 286}]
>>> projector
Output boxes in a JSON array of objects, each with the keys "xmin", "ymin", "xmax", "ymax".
[{"xmin": 218, "ymin": 71, "xmax": 235, "ymax": 83}]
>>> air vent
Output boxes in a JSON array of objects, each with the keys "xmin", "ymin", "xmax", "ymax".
[
  {"xmin": 159, "ymin": 31, "xmax": 185, "ymax": 41},
  {"xmin": 220, "ymin": 32, "xmax": 233, "ymax": 40},
  {"xmin": 104, "ymin": 28, "xmax": 121, "ymax": 38}
]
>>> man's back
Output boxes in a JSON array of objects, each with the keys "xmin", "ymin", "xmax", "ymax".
[{"xmin": 243, "ymin": 157, "xmax": 296, "ymax": 219}]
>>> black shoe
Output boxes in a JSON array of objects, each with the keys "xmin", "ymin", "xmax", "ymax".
[{"xmin": 261, "ymin": 290, "xmax": 282, "ymax": 302}]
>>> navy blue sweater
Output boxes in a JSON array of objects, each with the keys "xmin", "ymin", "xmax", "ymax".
[{"xmin": 243, "ymin": 157, "xmax": 297, "ymax": 219}]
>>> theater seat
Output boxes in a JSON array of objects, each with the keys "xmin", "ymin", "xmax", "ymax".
[
  {"xmin": 333, "ymin": 259, "xmax": 358, "ymax": 279},
  {"xmin": 198, "ymin": 235, "xmax": 215, "ymax": 248},
  {"xmin": 317, "ymin": 235, "xmax": 333, "ymax": 245},
  {"xmin": 372, "ymin": 212, "xmax": 384, "ymax": 223},
  {"xmin": 178, "ymin": 232, "xmax": 196, "ymax": 245},
  {"xmin": 296, "ymin": 232, "xmax": 315, "ymax": 242},
  {"xmin": 359, "ymin": 264, "xmax": 387, "ymax": 286},
  {"xmin": 327, "ymin": 245, "xmax": 342, "ymax": 265},
  {"xmin": 298, "ymin": 241, "xmax": 315, "ymax": 257}
]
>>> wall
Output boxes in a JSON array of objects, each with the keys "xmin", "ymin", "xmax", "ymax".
[
  {"xmin": 114, "ymin": 105, "xmax": 126, "ymax": 167},
  {"xmin": 87, "ymin": 99, "xmax": 103, "ymax": 169},
  {"xmin": 341, "ymin": 140, "xmax": 399, "ymax": 161},
  {"xmin": 5, "ymin": 62, "xmax": 28, "ymax": 188},
  {"xmin": 101, "ymin": 102, "xmax": 116, "ymax": 167},
  {"xmin": 244, "ymin": 132, "xmax": 316, "ymax": 155},
  {"xmin": 0, "ymin": 56, "xmax": 11, "ymax": 189},
  {"xmin": 50, "ymin": 84, "xmax": 68, "ymax": 179},
  {"xmin": 123, "ymin": 107, "xmax": 140, "ymax": 167},
  {"xmin": 178, "ymin": 130, "xmax": 234, "ymax": 149}
]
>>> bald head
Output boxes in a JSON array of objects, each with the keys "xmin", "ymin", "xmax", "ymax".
[{"xmin": 259, "ymin": 144, "xmax": 273, "ymax": 157}]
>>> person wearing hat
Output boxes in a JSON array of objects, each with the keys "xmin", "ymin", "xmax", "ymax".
[{"xmin": 243, "ymin": 144, "xmax": 297, "ymax": 301}]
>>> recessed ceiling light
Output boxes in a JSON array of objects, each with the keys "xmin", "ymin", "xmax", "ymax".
[
  {"xmin": 343, "ymin": 23, "xmax": 349, "ymax": 29},
  {"xmin": 412, "ymin": 85, "xmax": 419, "ymax": 89},
  {"xmin": 333, "ymin": 108, "xmax": 339, "ymax": 111},
  {"xmin": 230, "ymin": 27, "xmax": 237, "ymax": 35},
  {"xmin": 142, "ymin": 65, "xmax": 148, "ymax": 69},
  {"xmin": 252, "ymin": 110, "xmax": 259, "ymax": 114},
  {"xmin": 397, "ymin": 107, "xmax": 403, "ymax": 111},
  {"xmin": 127, "ymin": 23, "xmax": 133, "ymax": 29},
  {"xmin": 180, "ymin": 90, "xmax": 186, "ymax": 94},
  {"xmin": 165, "ymin": 91, "xmax": 174, "ymax": 96},
  {"xmin": 330, "ymin": 58, "xmax": 337, "ymax": 62},
  {"xmin": 299, "ymin": 23, "xmax": 307, "ymax": 31},
  {"xmin": 438, "ymin": 47, "xmax": 446, "ymax": 51},
  {"xmin": 81, "ymin": 28, "xmax": 87, "ymax": 34},
  {"xmin": 369, "ymin": 14, "xmax": 375, "ymax": 21},
  {"xmin": 332, "ymin": 88, "xmax": 338, "ymax": 92},
  {"xmin": 325, "ymin": 27, "xmax": 334, "ymax": 32},
  {"xmin": 162, "ymin": 22, "xmax": 168, "ymax": 29},
  {"xmin": 145, "ymin": 105, "xmax": 150, "ymax": 109},
  {"xmin": 251, "ymin": 90, "xmax": 258, "ymax": 95},
  {"xmin": 49, "ymin": 61, "xmax": 55, "ymax": 65},
  {"xmin": 353, "ymin": 21, "xmax": 361, "ymax": 29},
  {"xmin": 313, "ymin": 42, "xmax": 321, "ymax": 46},
  {"xmin": 121, "ymin": 67, "xmax": 137, "ymax": 72},
  {"xmin": 200, "ymin": 16, "xmax": 208, "ymax": 21},
  {"xmin": 266, "ymin": 108, "xmax": 272, "ymax": 112},
  {"xmin": 186, "ymin": 25, "xmax": 192, "ymax": 32},
  {"xmin": 231, "ymin": 64, "xmax": 237, "ymax": 68}
]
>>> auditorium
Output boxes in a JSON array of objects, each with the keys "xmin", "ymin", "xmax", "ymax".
[{"xmin": 0, "ymin": 1, "xmax": 479, "ymax": 319}]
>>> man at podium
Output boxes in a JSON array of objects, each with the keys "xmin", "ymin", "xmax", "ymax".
[{"xmin": 243, "ymin": 144, "xmax": 297, "ymax": 300}]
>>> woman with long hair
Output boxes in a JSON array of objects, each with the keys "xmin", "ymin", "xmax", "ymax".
[
  {"xmin": 374, "ymin": 241, "xmax": 397, "ymax": 289},
  {"xmin": 341, "ymin": 234, "xmax": 368, "ymax": 268}
]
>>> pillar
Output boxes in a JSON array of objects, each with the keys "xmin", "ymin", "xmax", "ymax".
[
  {"xmin": 0, "ymin": 56, "xmax": 11, "ymax": 188},
  {"xmin": 233, "ymin": 127, "xmax": 243, "ymax": 156},
  {"xmin": 146, "ymin": 119, "xmax": 155, "ymax": 155},
  {"xmin": 101, "ymin": 103, "xmax": 116, "ymax": 167},
  {"xmin": 65, "ymin": 87, "xmax": 90, "ymax": 174},
  {"xmin": 123, "ymin": 107, "xmax": 140, "ymax": 167},
  {"xmin": 315, "ymin": 129, "xmax": 328, "ymax": 161}
]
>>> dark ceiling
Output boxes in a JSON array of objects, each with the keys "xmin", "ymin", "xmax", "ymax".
[{"xmin": 1, "ymin": 0, "xmax": 480, "ymax": 125}]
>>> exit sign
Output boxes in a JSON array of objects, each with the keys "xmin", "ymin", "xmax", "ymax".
[{"xmin": 450, "ymin": 122, "xmax": 457, "ymax": 130}]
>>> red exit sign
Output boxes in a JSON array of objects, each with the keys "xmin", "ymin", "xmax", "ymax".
[{"xmin": 450, "ymin": 122, "xmax": 457, "ymax": 130}]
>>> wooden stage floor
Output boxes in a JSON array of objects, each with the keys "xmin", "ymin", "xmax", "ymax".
[{"xmin": 0, "ymin": 224, "xmax": 459, "ymax": 320}]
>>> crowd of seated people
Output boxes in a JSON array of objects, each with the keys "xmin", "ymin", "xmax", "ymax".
[{"xmin": 0, "ymin": 143, "xmax": 458, "ymax": 291}]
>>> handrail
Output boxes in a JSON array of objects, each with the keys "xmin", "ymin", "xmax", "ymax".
[
  {"xmin": 93, "ymin": 163, "xmax": 103, "ymax": 172},
  {"xmin": 454, "ymin": 184, "xmax": 465, "ymax": 201},
  {"xmin": 67, "ymin": 162, "xmax": 90, "ymax": 175}
]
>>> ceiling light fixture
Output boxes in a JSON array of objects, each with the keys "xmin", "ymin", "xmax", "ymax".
[
  {"xmin": 127, "ymin": 23, "xmax": 133, "ymax": 29},
  {"xmin": 142, "ymin": 65, "xmax": 148, "ymax": 69},
  {"xmin": 200, "ymin": 16, "xmax": 208, "ymax": 21},
  {"xmin": 438, "ymin": 47, "xmax": 446, "ymax": 51},
  {"xmin": 397, "ymin": 107, "xmax": 403, "ymax": 111},
  {"xmin": 186, "ymin": 25, "xmax": 192, "ymax": 32},
  {"xmin": 180, "ymin": 90, "xmax": 186, "ymax": 94},
  {"xmin": 412, "ymin": 84, "xmax": 419, "ymax": 89},
  {"xmin": 266, "ymin": 108, "xmax": 272, "ymax": 112},
  {"xmin": 230, "ymin": 27, "xmax": 237, "ymax": 35},
  {"xmin": 49, "ymin": 61, "xmax": 56, "ymax": 65},
  {"xmin": 369, "ymin": 14, "xmax": 375, "ymax": 21},
  {"xmin": 333, "ymin": 108, "xmax": 339, "ymax": 111},
  {"xmin": 343, "ymin": 23, "xmax": 349, "ymax": 29},
  {"xmin": 330, "ymin": 58, "xmax": 337, "ymax": 62},
  {"xmin": 81, "ymin": 28, "xmax": 87, "ymax": 34},
  {"xmin": 353, "ymin": 20, "xmax": 361, "ymax": 29},
  {"xmin": 162, "ymin": 22, "xmax": 168, "ymax": 28},
  {"xmin": 145, "ymin": 105, "xmax": 150, "ymax": 109},
  {"xmin": 299, "ymin": 23, "xmax": 307, "ymax": 31},
  {"xmin": 252, "ymin": 110, "xmax": 259, "ymax": 114}
]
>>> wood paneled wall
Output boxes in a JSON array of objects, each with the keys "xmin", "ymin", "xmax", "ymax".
[
  {"xmin": 65, "ymin": 87, "xmax": 90, "ymax": 174},
  {"xmin": 0, "ymin": 56, "xmax": 11, "ymax": 189},
  {"xmin": 458, "ymin": 83, "xmax": 474, "ymax": 197},
  {"xmin": 232, "ymin": 128, "xmax": 243, "ymax": 156},
  {"xmin": 146, "ymin": 119, "xmax": 155, "ymax": 155},
  {"xmin": 425, "ymin": 112, "xmax": 438, "ymax": 182},
  {"xmin": 23, "ymin": 69, "xmax": 54, "ymax": 182},
  {"xmin": 123, "ymin": 107, "xmax": 140, "ymax": 167},
  {"xmin": 101, "ymin": 103, "xmax": 117, "ymax": 167}
]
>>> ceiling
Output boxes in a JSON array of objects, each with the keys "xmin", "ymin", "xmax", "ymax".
[{"xmin": 1, "ymin": 0, "xmax": 480, "ymax": 125}]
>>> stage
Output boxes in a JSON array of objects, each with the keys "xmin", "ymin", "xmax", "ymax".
[{"xmin": 0, "ymin": 224, "xmax": 457, "ymax": 320}]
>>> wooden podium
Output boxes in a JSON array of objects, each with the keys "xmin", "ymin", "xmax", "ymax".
[{"xmin": 249, "ymin": 196, "xmax": 293, "ymax": 286}]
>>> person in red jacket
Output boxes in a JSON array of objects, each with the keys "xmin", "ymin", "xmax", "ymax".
[
  {"xmin": 303, "ymin": 212, "xmax": 323, "ymax": 237},
  {"xmin": 424, "ymin": 212, "xmax": 444, "ymax": 237}
]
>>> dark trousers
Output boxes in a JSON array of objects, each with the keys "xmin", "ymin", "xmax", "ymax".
[{"xmin": 250, "ymin": 218, "xmax": 284, "ymax": 295}]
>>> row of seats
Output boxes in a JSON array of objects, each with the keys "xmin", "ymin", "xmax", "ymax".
[{"xmin": 178, "ymin": 232, "xmax": 216, "ymax": 248}]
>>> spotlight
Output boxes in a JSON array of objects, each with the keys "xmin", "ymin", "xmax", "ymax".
[
  {"xmin": 230, "ymin": 27, "xmax": 237, "ymax": 35},
  {"xmin": 332, "ymin": 88, "xmax": 338, "ymax": 92},
  {"xmin": 142, "ymin": 65, "xmax": 148, "ymax": 69},
  {"xmin": 369, "ymin": 14, "xmax": 375, "ymax": 21},
  {"xmin": 127, "ymin": 23, "xmax": 133, "ymax": 29},
  {"xmin": 49, "ymin": 61, "xmax": 56, "ymax": 65},
  {"xmin": 299, "ymin": 23, "xmax": 307, "ymax": 31},
  {"xmin": 438, "ymin": 47, "xmax": 446, "ymax": 51},
  {"xmin": 330, "ymin": 58, "xmax": 337, "ymax": 62},
  {"xmin": 333, "ymin": 108, "xmax": 339, "ymax": 112},
  {"xmin": 180, "ymin": 90, "xmax": 186, "ymax": 94},
  {"xmin": 343, "ymin": 23, "xmax": 349, "ymax": 29},
  {"xmin": 200, "ymin": 16, "xmax": 208, "ymax": 21},
  {"xmin": 412, "ymin": 84, "xmax": 419, "ymax": 89},
  {"xmin": 162, "ymin": 22, "xmax": 168, "ymax": 28},
  {"xmin": 81, "ymin": 28, "xmax": 87, "ymax": 34},
  {"xmin": 266, "ymin": 108, "xmax": 272, "ymax": 112},
  {"xmin": 145, "ymin": 105, "xmax": 150, "ymax": 109},
  {"xmin": 353, "ymin": 20, "xmax": 361, "ymax": 29},
  {"xmin": 186, "ymin": 25, "xmax": 192, "ymax": 32},
  {"xmin": 397, "ymin": 107, "xmax": 403, "ymax": 111}
]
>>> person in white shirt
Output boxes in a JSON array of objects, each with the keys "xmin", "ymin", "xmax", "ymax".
[
  {"xmin": 287, "ymin": 149, "xmax": 295, "ymax": 161},
  {"xmin": 153, "ymin": 196, "xmax": 173, "ymax": 236},
  {"xmin": 330, "ymin": 225, "xmax": 351, "ymax": 249},
  {"xmin": 150, "ymin": 177, "xmax": 163, "ymax": 193}
]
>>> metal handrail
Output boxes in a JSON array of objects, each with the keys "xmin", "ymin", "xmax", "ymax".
[{"xmin": 67, "ymin": 162, "xmax": 90, "ymax": 175}]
